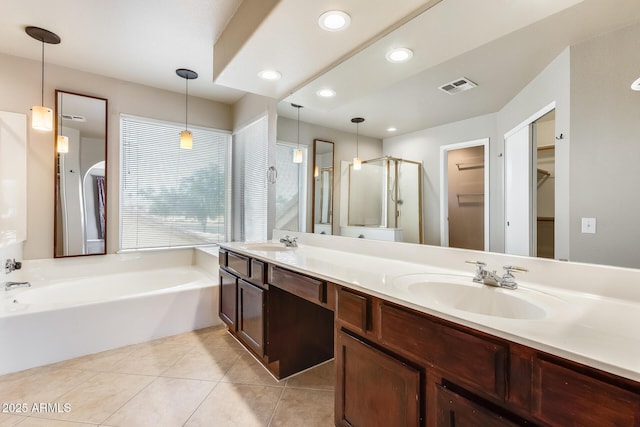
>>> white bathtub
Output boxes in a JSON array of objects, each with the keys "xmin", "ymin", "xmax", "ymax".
[{"xmin": 0, "ymin": 248, "xmax": 221, "ymax": 375}]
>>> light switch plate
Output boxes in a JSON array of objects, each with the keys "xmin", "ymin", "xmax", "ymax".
[{"xmin": 581, "ymin": 217, "xmax": 596, "ymax": 234}]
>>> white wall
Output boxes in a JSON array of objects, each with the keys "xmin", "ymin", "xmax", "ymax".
[
  {"xmin": 0, "ymin": 52, "xmax": 232, "ymax": 259},
  {"xmin": 570, "ymin": 23, "xmax": 640, "ymax": 268}
]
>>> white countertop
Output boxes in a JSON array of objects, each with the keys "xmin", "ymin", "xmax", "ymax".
[{"xmin": 220, "ymin": 231, "xmax": 640, "ymax": 383}]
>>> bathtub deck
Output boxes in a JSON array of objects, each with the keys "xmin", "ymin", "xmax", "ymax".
[{"xmin": 0, "ymin": 326, "xmax": 334, "ymax": 426}]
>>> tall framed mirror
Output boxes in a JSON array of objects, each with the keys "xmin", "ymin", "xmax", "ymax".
[
  {"xmin": 54, "ymin": 90, "xmax": 108, "ymax": 257},
  {"xmin": 312, "ymin": 139, "xmax": 334, "ymax": 234}
]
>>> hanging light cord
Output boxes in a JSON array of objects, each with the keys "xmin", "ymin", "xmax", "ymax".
[
  {"xmin": 40, "ymin": 39, "xmax": 45, "ymax": 106},
  {"xmin": 184, "ymin": 76, "xmax": 189, "ymax": 130},
  {"xmin": 297, "ymin": 106, "xmax": 300, "ymax": 148},
  {"xmin": 356, "ymin": 123, "xmax": 359, "ymax": 157}
]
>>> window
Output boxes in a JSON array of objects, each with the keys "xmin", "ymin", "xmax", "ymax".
[{"xmin": 120, "ymin": 115, "xmax": 230, "ymax": 250}]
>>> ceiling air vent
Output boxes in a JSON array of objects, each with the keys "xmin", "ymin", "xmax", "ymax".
[{"xmin": 439, "ymin": 77, "xmax": 477, "ymax": 95}]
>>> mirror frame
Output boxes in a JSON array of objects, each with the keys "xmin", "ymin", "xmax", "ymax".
[
  {"xmin": 311, "ymin": 139, "xmax": 334, "ymax": 234},
  {"xmin": 54, "ymin": 90, "xmax": 108, "ymax": 258}
]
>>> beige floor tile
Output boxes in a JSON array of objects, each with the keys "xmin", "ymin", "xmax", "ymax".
[
  {"xmin": 109, "ymin": 341, "xmax": 192, "ymax": 376},
  {"xmin": 0, "ymin": 413, "xmax": 26, "ymax": 426},
  {"xmin": 54, "ymin": 346, "xmax": 131, "ymax": 372},
  {"xmin": 221, "ymin": 353, "xmax": 284, "ymax": 387},
  {"xmin": 10, "ymin": 418, "xmax": 95, "ymax": 426},
  {"xmin": 158, "ymin": 326, "xmax": 226, "ymax": 347},
  {"xmin": 29, "ymin": 372, "xmax": 154, "ymax": 424},
  {"xmin": 269, "ymin": 388, "xmax": 334, "ymax": 427},
  {"xmin": 198, "ymin": 331, "xmax": 247, "ymax": 357},
  {"xmin": 185, "ymin": 382, "xmax": 283, "ymax": 427},
  {"xmin": 103, "ymin": 377, "xmax": 214, "ymax": 427},
  {"xmin": 0, "ymin": 365, "xmax": 55, "ymax": 384},
  {"xmin": 286, "ymin": 360, "xmax": 335, "ymax": 391},
  {"xmin": 0, "ymin": 368, "xmax": 96, "ymax": 405},
  {"xmin": 161, "ymin": 347, "xmax": 240, "ymax": 381}
]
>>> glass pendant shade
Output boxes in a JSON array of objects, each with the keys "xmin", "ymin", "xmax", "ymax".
[
  {"xmin": 56, "ymin": 134, "xmax": 69, "ymax": 153},
  {"xmin": 180, "ymin": 130, "xmax": 193, "ymax": 149},
  {"xmin": 293, "ymin": 148, "xmax": 303, "ymax": 163},
  {"xmin": 176, "ymin": 68, "xmax": 198, "ymax": 149},
  {"xmin": 353, "ymin": 156, "xmax": 362, "ymax": 170},
  {"xmin": 32, "ymin": 105, "xmax": 53, "ymax": 131}
]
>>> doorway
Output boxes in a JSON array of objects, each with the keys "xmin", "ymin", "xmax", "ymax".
[
  {"xmin": 440, "ymin": 139, "xmax": 489, "ymax": 250},
  {"xmin": 504, "ymin": 105, "xmax": 555, "ymax": 258}
]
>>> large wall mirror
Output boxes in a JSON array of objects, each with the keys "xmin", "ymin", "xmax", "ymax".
[
  {"xmin": 54, "ymin": 90, "xmax": 108, "ymax": 257},
  {"xmin": 312, "ymin": 139, "xmax": 334, "ymax": 234},
  {"xmin": 280, "ymin": 2, "xmax": 640, "ymax": 269}
]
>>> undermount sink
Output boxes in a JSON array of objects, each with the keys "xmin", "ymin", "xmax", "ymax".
[
  {"xmin": 240, "ymin": 243, "xmax": 294, "ymax": 252},
  {"xmin": 390, "ymin": 274, "xmax": 562, "ymax": 320}
]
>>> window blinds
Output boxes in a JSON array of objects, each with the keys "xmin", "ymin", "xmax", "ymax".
[
  {"xmin": 233, "ymin": 116, "xmax": 269, "ymax": 242},
  {"xmin": 120, "ymin": 115, "xmax": 230, "ymax": 250}
]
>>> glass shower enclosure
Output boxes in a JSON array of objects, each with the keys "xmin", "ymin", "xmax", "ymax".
[{"xmin": 347, "ymin": 156, "xmax": 423, "ymax": 243}]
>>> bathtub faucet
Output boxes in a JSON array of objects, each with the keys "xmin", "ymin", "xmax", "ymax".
[{"xmin": 4, "ymin": 281, "xmax": 31, "ymax": 291}]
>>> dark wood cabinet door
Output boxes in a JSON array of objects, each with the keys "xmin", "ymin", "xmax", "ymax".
[
  {"xmin": 237, "ymin": 279, "xmax": 265, "ymax": 356},
  {"xmin": 219, "ymin": 269, "xmax": 237, "ymax": 331},
  {"xmin": 336, "ymin": 330, "xmax": 421, "ymax": 427},
  {"xmin": 435, "ymin": 385, "xmax": 519, "ymax": 427}
]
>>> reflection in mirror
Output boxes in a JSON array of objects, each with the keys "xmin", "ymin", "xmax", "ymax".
[
  {"xmin": 54, "ymin": 90, "xmax": 108, "ymax": 257},
  {"xmin": 312, "ymin": 139, "xmax": 333, "ymax": 234},
  {"xmin": 284, "ymin": 2, "xmax": 640, "ymax": 269},
  {"xmin": 343, "ymin": 156, "xmax": 423, "ymax": 244}
]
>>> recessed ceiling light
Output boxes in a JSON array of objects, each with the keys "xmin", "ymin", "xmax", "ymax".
[
  {"xmin": 316, "ymin": 88, "xmax": 336, "ymax": 98},
  {"xmin": 386, "ymin": 48, "xmax": 413, "ymax": 63},
  {"xmin": 387, "ymin": 127, "xmax": 397, "ymax": 132},
  {"xmin": 258, "ymin": 69, "xmax": 282, "ymax": 81},
  {"xmin": 631, "ymin": 77, "xmax": 640, "ymax": 91},
  {"xmin": 318, "ymin": 11, "xmax": 351, "ymax": 31}
]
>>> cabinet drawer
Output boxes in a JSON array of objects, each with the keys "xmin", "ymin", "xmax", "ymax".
[
  {"xmin": 227, "ymin": 251, "xmax": 250, "ymax": 278},
  {"xmin": 532, "ymin": 358, "xmax": 640, "ymax": 426},
  {"xmin": 380, "ymin": 303, "xmax": 507, "ymax": 400},
  {"xmin": 269, "ymin": 265, "xmax": 325, "ymax": 305},
  {"xmin": 218, "ymin": 249, "xmax": 227, "ymax": 266},
  {"xmin": 250, "ymin": 258, "xmax": 267, "ymax": 287},
  {"xmin": 337, "ymin": 287, "xmax": 370, "ymax": 333}
]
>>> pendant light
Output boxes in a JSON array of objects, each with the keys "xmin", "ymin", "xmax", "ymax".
[
  {"xmin": 26, "ymin": 26, "xmax": 61, "ymax": 132},
  {"xmin": 351, "ymin": 117, "xmax": 365, "ymax": 170},
  {"xmin": 292, "ymin": 103, "xmax": 303, "ymax": 163},
  {"xmin": 56, "ymin": 93, "xmax": 69, "ymax": 153},
  {"xmin": 176, "ymin": 68, "xmax": 198, "ymax": 149}
]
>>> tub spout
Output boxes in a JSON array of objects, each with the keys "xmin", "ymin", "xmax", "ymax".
[{"xmin": 4, "ymin": 281, "xmax": 31, "ymax": 291}]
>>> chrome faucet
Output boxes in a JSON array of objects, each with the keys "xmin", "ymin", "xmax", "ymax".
[
  {"xmin": 465, "ymin": 261, "xmax": 527, "ymax": 290},
  {"xmin": 279, "ymin": 235, "xmax": 298, "ymax": 247},
  {"xmin": 4, "ymin": 281, "xmax": 31, "ymax": 291},
  {"xmin": 4, "ymin": 258, "xmax": 22, "ymax": 274}
]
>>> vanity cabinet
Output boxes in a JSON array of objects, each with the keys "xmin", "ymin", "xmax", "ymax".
[
  {"xmin": 334, "ymin": 284, "xmax": 640, "ymax": 427},
  {"xmin": 219, "ymin": 249, "xmax": 334, "ymax": 380}
]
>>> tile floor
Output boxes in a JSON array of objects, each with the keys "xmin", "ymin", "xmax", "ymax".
[{"xmin": 0, "ymin": 326, "xmax": 335, "ymax": 426}]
